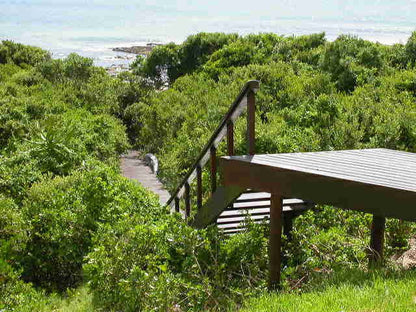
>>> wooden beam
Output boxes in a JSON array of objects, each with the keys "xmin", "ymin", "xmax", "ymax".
[
  {"xmin": 369, "ymin": 215, "xmax": 386, "ymax": 266},
  {"xmin": 227, "ymin": 120, "xmax": 234, "ymax": 156},
  {"xmin": 210, "ymin": 146, "xmax": 217, "ymax": 194},
  {"xmin": 190, "ymin": 185, "xmax": 244, "ymax": 229},
  {"xmin": 247, "ymin": 90, "xmax": 255, "ymax": 155},
  {"xmin": 184, "ymin": 182, "xmax": 191, "ymax": 219},
  {"xmin": 269, "ymin": 193, "xmax": 283, "ymax": 289},
  {"xmin": 196, "ymin": 165, "xmax": 202, "ymax": 210}
]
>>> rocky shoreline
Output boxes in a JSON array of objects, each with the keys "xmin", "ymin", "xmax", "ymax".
[
  {"xmin": 106, "ymin": 43, "xmax": 162, "ymax": 76},
  {"xmin": 112, "ymin": 43, "xmax": 162, "ymax": 55}
]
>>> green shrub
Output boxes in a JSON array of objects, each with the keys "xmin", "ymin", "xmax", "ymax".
[
  {"xmin": 320, "ymin": 35, "xmax": 384, "ymax": 92},
  {"xmin": 0, "ymin": 260, "xmax": 47, "ymax": 311},
  {"xmin": 3, "ymin": 109, "xmax": 129, "ymax": 178},
  {"xmin": 134, "ymin": 33, "xmax": 238, "ymax": 86},
  {"xmin": 204, "ymin": 40, "xmax": 258, "ymax": 78},
  {"xmin": 29, "ymin": 110, "xmax": 129, "ymax": 168},
  {"xmin": 284, "ymin": 206, "xmax": 372, "ymax": 284},
  {"xmin": 0, "ymin": 196, "xmax": 27, "ymax": 265},
  {"xmin": 0, "ymin": 63, "xmax": 25, "ymax": 81},
  {"xmin": 285, "ymin": 206, "xmax": 416, "ymax": 285},
  {"xmin": 85, "ymin": 217, "xmax": 268, "ymax": 311},
  {"xmin": 0, "ymin": 40, "xmax": 50, "ymax": 67},
  {"xmin": 0, "ymin": 153, "xmax": 44, "ymax": 202},
  {"xmin": 405, "ymin": 31, "xmax": 416, "ymax": 66},
  {"xmin": 38, "ymin": 53, "xmax": 93, "ymax": 83},
  {"xmin": 179, "ymin": 32, "xmax": 238, "ymax": 75},
  {"xmin": 21, "ymin": 166, "xmax": 162, "ymax": 291}
]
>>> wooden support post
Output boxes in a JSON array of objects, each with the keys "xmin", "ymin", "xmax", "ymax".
[
  {"xmin": 269, "ymin": 193, "xmax": 283, "ymax": 289},
  {"xmin": 247, "ymin": 90, "xmax": 256, "ymax": 155},
  {"xmin": 210, "ymin": 146, "xmax": 217, "ymax": 194},
  {"xmin": 369, "ymin": 215, "xmax": 386, "ymax": 266},
  {"xmin": 227, "ymin": 120, "xmax": 234, "ymax": 156},
  {"xmin": 184, "ymin": 182, "xmax": 191, "ymax": 219},
  {"xmin": 196, "ymin": 165, "xmax": 202, "ymax": 210},
  {"xmin": 174, "ymin": 197, "xmax": 180, "ymax": 213}
]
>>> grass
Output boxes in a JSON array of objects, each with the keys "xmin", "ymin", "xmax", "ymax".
[
  {"xmin": 12, "ymin": 268, "xmax": 416, "ymax": 312},
  {"xmin": 48, "ymin": 286, "xmax": 93, "ymax": 312},
  {"xmin": 16, "ymin": 285, "xmax": 94, "ymax": 312},
  {"xmin": 240, "ymin": 268, "xmax": 416, "ymax": 312}
]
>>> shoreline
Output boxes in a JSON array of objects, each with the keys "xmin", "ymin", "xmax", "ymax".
[
  {"xmin": 112, "ymin": 43, "xmax": 162, "ymax": 56},
  {"xmin": 106, "ymin": 43, "xmax": 162, "ymax": 76}
]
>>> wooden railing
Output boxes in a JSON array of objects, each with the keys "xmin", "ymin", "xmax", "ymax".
[{"xmin": 166, "ymin": 80, "xmax": 260, "ymax": 216}]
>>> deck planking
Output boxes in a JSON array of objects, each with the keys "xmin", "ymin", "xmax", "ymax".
[
  {"xmin": 224, "ymin": 149, "xmax": 416, "ymax": 193},
  {"xmin": 220, "ymin": 148, "xmax": 416, "ymax": 221},
  {"xmin": 120, "ymin": 150, "xmax": 170, "ymax": 205}
]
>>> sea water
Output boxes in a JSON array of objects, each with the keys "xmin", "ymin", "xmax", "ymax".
[{"xmin": 0, "ymin": 0, "xmax": 415, "ymax": 67}]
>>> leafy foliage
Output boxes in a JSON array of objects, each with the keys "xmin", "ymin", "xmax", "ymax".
[
  {"xmin": 132, "ymin": 32, "xmax": 238, "ymax": 86},
  {"xmin": 2, "ymin": 33, "xmax": 416, "ymax": 311},
  {"xmin": 0, "ymin": 260, "xmax": 46, "ymax": 311},
  {"xmin": 20, "ymin": 166, "xmax": 161, "ymax": 291},
  {"xmin": 0, "ymin": 40, "xmax": 51, "ymax": 67},
  {"xmin": 405, "ymin": 31, "xmax": 416, "ymax": 66},
  {"xmin": 319, "ymin": 35, "xmax": 384, "ymax": 92},
  {"xmin": 85, "ymin": 215, "xmax": 268, "ymax": 311}
]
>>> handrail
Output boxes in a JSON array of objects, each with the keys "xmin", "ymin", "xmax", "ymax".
[{"xmin": 166, "ymin": 80, "xmax": 260, "ymax": 214}]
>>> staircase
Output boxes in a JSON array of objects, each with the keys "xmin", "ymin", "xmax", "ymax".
[
  {"xmin": 166, "ymin": 81, "xmax": 313, "ymax": 231},
  {"xmin": 217, "ymin": 193, "xmax": 313, "ymax": 234}
]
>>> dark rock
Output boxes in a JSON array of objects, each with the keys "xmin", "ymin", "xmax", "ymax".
[{"xmin": 112, "ymin": 43, "xmax": 162, "ymax": 55}]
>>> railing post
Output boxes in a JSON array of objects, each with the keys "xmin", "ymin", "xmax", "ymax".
[
  {"xmin": 165, "ymin": 81, "xmax": 259, "ymax": 210},
  {"xmin": 247, "ymin": 89, "xmax": 256, "ymax": 155},
  {"xmin": 227, "ymin": 120, "xmax": 234, "ymax": 156},
  {"xmin": 196, "ymin": 165, "xmax": 202, "ymax": 210},
  {"xmin": 184, "ymin": 182, "xmax": 191, "ymax": 219},
  {"xmin": 210, "ymin": 145, "xmax": 217, "ymax": 194},
  {"xmin": 174, "ymin": 197, "xmax": 180, "ymax": 213}
]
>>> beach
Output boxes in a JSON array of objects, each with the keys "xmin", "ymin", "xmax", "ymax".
[{"xmin": 0, "ymin": 0, "xmax": 414, "ymax": 68}]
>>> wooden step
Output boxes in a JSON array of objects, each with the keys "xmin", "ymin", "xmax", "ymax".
[{"xmin": 216, "ymin": 191, "xmax": 313, "ymax": 234}]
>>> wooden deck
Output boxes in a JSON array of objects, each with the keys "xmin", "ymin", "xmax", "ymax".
[
  {"xmin": 220, "ymin": 148, "xmax": 416, "ymax": 288},
  {"xmin": 221, "ymin": 148, "xmax": 416, "ymax": 221}
]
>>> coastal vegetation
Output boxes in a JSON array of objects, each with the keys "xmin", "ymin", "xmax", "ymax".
[{"xmin": 1, "ymin": 30, "xmax": 416, "ymax": 311}]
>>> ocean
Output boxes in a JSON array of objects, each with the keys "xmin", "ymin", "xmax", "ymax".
[{"xmin": 0, "ymin": 0, "xmax": 415, "ymax": 67}]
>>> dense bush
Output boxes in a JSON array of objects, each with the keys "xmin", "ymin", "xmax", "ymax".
[
  {"xmin": 0, "ymin": 44, "xmax": 159, "ymax": 300},
  {"xmin": 319, "ymin": 35, "xmax": 385, "ymax": 92},
  {"xmin": 0, "ymin": 40, "xmax": 50, "ymax": 67},
  {"xmin": 0, "ymin": 110, "xmax": 129, "ymax": 202},
  {"xmin": 0, "ymin": 260, "xmax": 46, "ymax": 311},
  {"xmin": 133, "ymin": 32, "xmax": 238, "ymax": 86},
  {"xmin": 20, "ymin": 165, "xmax": 161, "ymax": 291},
  {"xmin": 405, "ymin": 31, "xmax": 416, "ymax": 66},
  {"xmin": 85, "ymin": 215, "xmax": 268, "ymax": 311},
  {"xmin": 287, "ymin": 207, "xmax": 372, "ymax": 278},
  {"xmin": 0, "ymin": 196, "xmax": 27, "ymax": 265}
]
